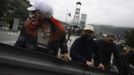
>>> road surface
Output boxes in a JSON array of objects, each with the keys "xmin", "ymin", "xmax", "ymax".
[{"xmin": 0, "ymin": 29, "xmax": 79, "ymax": 49}]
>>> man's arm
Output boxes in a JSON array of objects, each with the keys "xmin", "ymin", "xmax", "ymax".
[
  {"xmin": 94, "ymin": 40, "xmax": 104, "ymax": 65},
  {"xmin": 60, "ymin": 33, "xmax": 68, "ymax": 54}
]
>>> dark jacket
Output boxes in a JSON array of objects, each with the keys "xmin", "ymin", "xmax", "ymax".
[
  {"xmin": 95, "ymin": 39, "xmax": 121, "ymax": 69},
  {"xmin": 70, "ymin": 36, "xmax": 98, "ymax": 64}
]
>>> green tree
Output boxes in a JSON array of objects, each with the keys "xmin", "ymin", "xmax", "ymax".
[
  {"xmin": 125, "ymin": 29, "xmax": 134, "ymax": 48},
  {"xmin": 0, "ymin": 0, "xmax": 30, "ymax": 23},
  {"xmin": 0, "ymin": 0, "xmax": 8, "ymax": 19}
]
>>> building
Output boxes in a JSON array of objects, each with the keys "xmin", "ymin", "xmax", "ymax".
[{"xmin": 80, "ymin": 14, "xmax": 87, "ymax": 28}]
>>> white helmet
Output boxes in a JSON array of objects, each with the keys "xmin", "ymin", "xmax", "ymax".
[
  {"xmin": 27, "ymin": 0, "xmax": 54, "ymax": 19},
  {"xmin": 84, "ymin": 24, "xmax": 94, "ymax": 32},
  {"xmin": 27, "ymin": 6, "xmax": 36, "ymax": 11}
]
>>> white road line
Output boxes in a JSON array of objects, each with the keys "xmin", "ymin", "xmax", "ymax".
[{"xmin": 1, "ymin": 41, "xmax": 16, "ymax": 44}]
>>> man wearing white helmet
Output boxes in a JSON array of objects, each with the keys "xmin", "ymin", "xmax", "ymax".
[
  {"xmin": 14, "ymin": 6, "xmax": 42, "ymax": 50},
  {"xmin": 70, "ymin": 24, "xmax": 101, "ymax": 67},
  {"xmin": 15, "ymin": 0, "xmax": 69, "ymax": 61}
]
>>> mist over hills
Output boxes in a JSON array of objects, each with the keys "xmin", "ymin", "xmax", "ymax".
[
  {"xmin": 92, "ymin": 24, "xmax": 133, "ymax": 35},
  {"xmin": 61, "ymin": 21, "xmax": 133, "ymax": 35}
]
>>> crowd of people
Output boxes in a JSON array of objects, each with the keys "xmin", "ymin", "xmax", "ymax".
[{"xmin": 14, "ymin": 0, "xmax": 133, "ymax": 75}]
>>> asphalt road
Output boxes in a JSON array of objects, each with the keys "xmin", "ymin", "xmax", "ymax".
[
  {"xmin": 0, "ymin": 29, "xmax": 78, "ymax": 48},
  {"xmin": 0, "ymin": 30, "xmax": 20, "ymax": 45}
]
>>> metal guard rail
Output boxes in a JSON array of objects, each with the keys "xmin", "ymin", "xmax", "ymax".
[{"xmin": 0, "ymin": 43, "xmax": 118, "ymax": 75}]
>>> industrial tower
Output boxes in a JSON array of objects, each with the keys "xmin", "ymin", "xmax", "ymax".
[
  {"xmin": 72, "ymin": 2, "xmax": 82, "ymax": 26},
  {"xmin": 80, "ymin": 14, "xmax": 87, "ymax": 28}
]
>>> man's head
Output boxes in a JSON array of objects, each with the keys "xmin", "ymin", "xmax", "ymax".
[
  {"xmin": 82, "ymin": 24, "xmax": 95, "ymax": 40},
  {"xmin": 27, "ymin": 7, "xmax": 40, "ymax": 19},
  {"xmin": 105, "ymin": 33, "xmax": 115, "ymax": 44},
  {"xmin": 27, "ymin": 0, "xmax": 53, "ymax": 20}
]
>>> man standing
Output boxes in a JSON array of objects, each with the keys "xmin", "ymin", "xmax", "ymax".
[
  {"xmin": 70, "ymin": 25, "xmax": 101, "ymax": 67},
  {"xmin": 14, "ymin": 0, "xmax": 69, "ymax": 61},
  {"xmin": 95, "ymin": 33, "xmax": 126, "ymax": 74},
  {"xmin": 14, "ymin": 7, "xmax": 41, "ymax": 50}
]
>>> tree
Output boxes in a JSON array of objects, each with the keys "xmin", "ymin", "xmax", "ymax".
[
  {"xmin": 0, "ymin": 0, "xmax": 30, "ymax": 23},
  {"xmin": 7, "ymin": 0, "xmax": 30, "ymax": 21},
  {"xmin": 125, "ymin": 29, "xmax": 134, "ymax": 48},
  {"xmin": 0, "ymin": 0, "xmax": 8, "ymax": 19}
]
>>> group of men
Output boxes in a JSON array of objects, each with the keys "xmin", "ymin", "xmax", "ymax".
[
  {"xmin": 14, "ymin": 0, "xmax": 128, "ymax": 74},
  {"xmin": 70, "ymin": 25, "xmax": 122, "ymax": 70}
]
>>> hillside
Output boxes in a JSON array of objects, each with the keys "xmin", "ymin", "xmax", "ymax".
[{"xmin": 92, "ymin": 25, "xmax": 133, "ymax": 35}]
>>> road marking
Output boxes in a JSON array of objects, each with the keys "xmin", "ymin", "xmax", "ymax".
[{"xmin": 1, "ymin": 41, "xmax": 16, "ymax": 44}]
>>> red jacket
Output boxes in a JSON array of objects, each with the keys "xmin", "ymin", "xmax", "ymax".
[
  {"xmin": 48, "ymin": 17, "xmax": 68, "ymax": 54},
  {"xmin": 23, "ymin": 17, "xmax": 68, "ymax": 54},
  {"xmin": 49, "ymin": 17, "xmax": 65, "ymax": 42}
]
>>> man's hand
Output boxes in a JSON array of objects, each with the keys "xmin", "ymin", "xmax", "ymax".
[
  {"xmin": 86, "ymin": 61, "xmax": 93, "ymax": 67},
  {"xmin": 59, "ymin": 53, "xmax": 70, "ymax": 61},
  {"xmin": 98, "ymin": 63, "xmax": 105, "ymax": 70}
]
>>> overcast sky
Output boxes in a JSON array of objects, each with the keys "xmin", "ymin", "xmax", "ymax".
[{"xmin": 29, "ymin": 0, "xmax": 134, "ymax": 27}]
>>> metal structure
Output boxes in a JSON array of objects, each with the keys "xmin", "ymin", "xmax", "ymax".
[
  {"xmin": 80, "ymin": 14, "xmax": 87, "ymax": 28},
  {"xmin": 0, "ymin": 43, "xmax": 119, "ymax": 75},
  {"xmin": 72, "ymin": 2, "xmax": 82, "ymax": 26}
]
